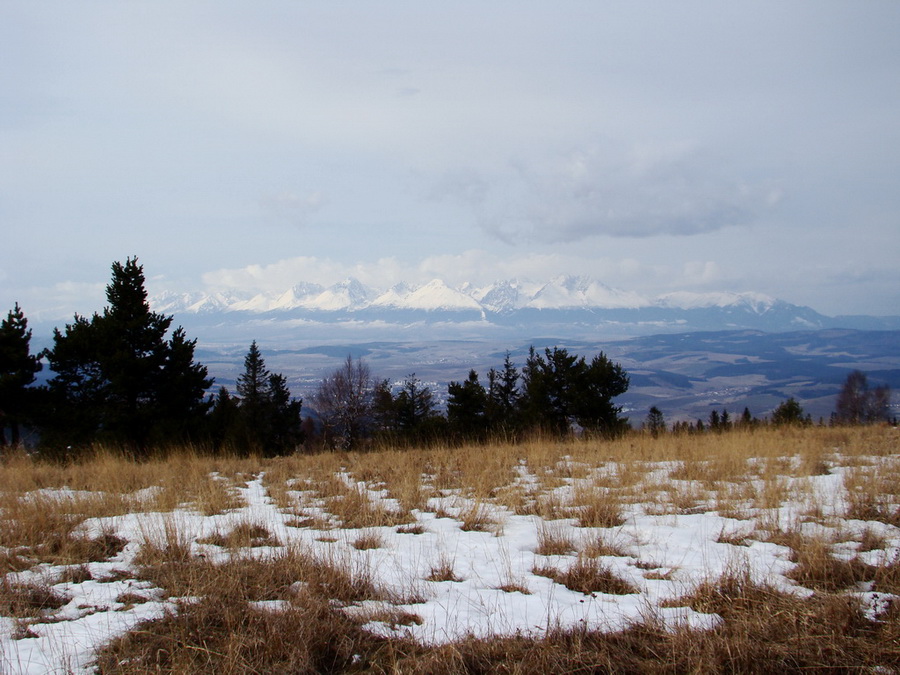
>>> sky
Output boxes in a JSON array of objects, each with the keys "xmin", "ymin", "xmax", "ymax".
[{"xmin": 2, "ymin": 1, "xmax": 899, "ymax": 322}]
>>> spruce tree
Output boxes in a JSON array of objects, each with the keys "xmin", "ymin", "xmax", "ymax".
[
  {"xmin": 772, "ymin": 398, "xmax": 807, "ymax": 426},
  {"xmin": 265, "ymin": 372, "xmax": 304, "ymax": 456},
  {"xmin": 447, "ymin": 369, "xmax": 488, "ymax": 442},
  {"xmin": 486, "ymin": 352, "xmax": 520, "ymax": 435},
  {"xmin": 520, "ymin": 347, "xmax": 629, "ymax": 438},
  {"xmin": 44, "ymin": 258, "xmax": 212, "ymax": 453},
  {"xmin": 0, "ymin": 303, "xmax": 42, "ymax": 447},
  {"xmin": 231, "ymin": 342, "xmax": 303, "ymax": 455},
  {"xmin": 645, "ymin": 406, "xmax": 666, "ymax": 437}
]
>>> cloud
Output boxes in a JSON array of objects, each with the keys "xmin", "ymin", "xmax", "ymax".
[
  {"xmin": 258, "ymin": 190, "xmax": 327, "ymax": 226},
  {"xmin": 200, "ymin": 250, "xmax": 683, "ymax": 296},
  {"xmin": 436, "ymin": 142, "xmax": 782, "ymax": 243}
]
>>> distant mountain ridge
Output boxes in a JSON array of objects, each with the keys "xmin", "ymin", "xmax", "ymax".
[{"xmin": 150, "ymin": 275, "xmax": 900, "ymax": 335}]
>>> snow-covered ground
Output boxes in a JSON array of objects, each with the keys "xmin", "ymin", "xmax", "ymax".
[{"xmin": 1, "ymin": 456, "xmax": 898, "ymax": 674}]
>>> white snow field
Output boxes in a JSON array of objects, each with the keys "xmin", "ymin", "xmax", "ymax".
[{"xmin": 1, "ymin": 444, "xmax": 898, "ymax": 673}]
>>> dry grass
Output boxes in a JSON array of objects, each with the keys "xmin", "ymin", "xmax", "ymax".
[
  {"xmin": 0, "ymin": 577, "xmax": 69, "ymax": 619},
  {"xmin": 533, "ymin": 555, "xmax": 637, "ymax": 595},
  {"xmin": 767, "ymin": 528, "xmax": 875, "ymax": 592},
  {"xmin": 351, "ymin": 529, "xmax": 384, "ymax": 550},
  {"xmin": 535, "ymin": 521, "xmax": 576, "ymax": 556},
  {"xmin": 322, "ymin": 476, "xmax": 412, "ymax": 529},
  {"xmin": 426, "ymin": 555, "xmax": 462, "ymax": 583},
  {"xmin": 198, "ymin": 521, "xmax": 279, "ymax": 549},
  {"xmin": 458, "ymin": 499, "xmax": 501, "ymax": 533},
  {"xmin": 1, "ymin": 426, "xmax": 899, "ymax": 673},
  {"xmin": 96, "ymin": 591, "xmax": 386, "ymax": 674},
  {"xmin": 570, "ymin": 484, "xmax": 625, "ymax": 527}
]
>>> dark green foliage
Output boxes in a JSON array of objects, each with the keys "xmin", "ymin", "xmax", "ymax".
[
  {"xmin": 42, "ymin": 258, "xmax": 212, "ymax": 454},
  {"xmin": 447, "ymin": 370, "xmax": 489, "ymax": 442},
  {"xmin": 772, "ymin": 397, "xmax": 808, "ymax": 426},
  {"xmin": 519, "ymin": 347, "xmax": 629, "ymax": 438},
  {"xmin": 486, "ymin": 352, "xmax": 520, "ymax": 434},
  {"xmin": 221, "ymin": 342, "xmax": 304, "ymax": 456},
  {"xmin": 207, "ymin": 387, "xmax": 240, "ymax": 452},
  {"xmin": 372, "ymin": 375, "xmax": 442, "ymax": 445},
  {"xmin": 645, "ymin": 406, "xmax": 666, "ymax": 437},
  {"xmin": 266, "ymin": 372, "xmax": 304, "ymax": 456},
  {"xmin": 0, "ymin": 303, "xmax": 42, "ymax": 446}
]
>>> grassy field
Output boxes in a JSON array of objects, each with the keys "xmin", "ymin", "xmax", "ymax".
[{"xmin": 1, "ymin": 426, "xmax": 898, "ymax": 673}]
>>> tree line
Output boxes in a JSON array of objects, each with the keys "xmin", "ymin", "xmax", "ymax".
[
  {"xmin": 311, "ymin": 346, "xmax": 630, "ymax": 451},
  {"xmin": 0, "ymin": 258, "xmax": 631, "ymax": 457},
  {"xmin": 1, "ymin": 258, "xmax": 892, "ymax": 457},
  {"xmin": 642, "ymin": 371, "xmax": 893, "ymax": 437}
]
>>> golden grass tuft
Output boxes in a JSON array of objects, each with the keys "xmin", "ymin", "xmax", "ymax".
[
  {"xmin": 199, "ymin": 521, "xmax": 279, "ymax": 549},
  {"xmin": 426, "ymin": 555, "xmax": 462, "ymax": 582},
  {"xmin": 535, "ymin": 521, "xmax": 576, "ymax": 556},
  {"xmin": 570, "ymin": 485, "xmax": 625, "ymax": 527},
  {"xmin": 533, "ymin": 555, "xmax": 637, "ymax": 595},
  {"xmin": 0, "ymin": 577, "xmax": 69, "ymax": 619}
]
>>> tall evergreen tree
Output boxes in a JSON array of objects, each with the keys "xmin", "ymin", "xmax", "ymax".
[
  {"xmin": 228, "ymin": 342, "xmax": 303, "ymax": 456},
  {"xmin": 520, "ymin": 347, "xmax": 629, "ymax": 438},
  {"xmin": 372, "ymin": 375, "xmax": 438, "ymax": 444},
  {"xmin": 0, "ymin": 303, "xmax": 42, "ymax": 446},
  {"xmin": 44, "ymin": 258, "xmax": 212, "ymax": 453},
  {"xmin": 772, "ymin": 397, "xmax": 807, "ymax": 426},
  {"xmin": 573, "ymin": 351, "xmax": 630, "ymax": 436},
  {"xmin": 395, "ymin": 375, "xmax": 436, "ymax": 434},
  {"xmin": 447, "ymin": 369, "xmax": 488, "ymax": 442},
  {"xmin": 486, "ymin": 352, "xmax": 520, "ymax": 434},
  {"xmin": 265, "ymin": 372, "xmax": 304, "ymax": 456},
  {"xmin": 235, "ymin": 340, "xmax": 271, "ymax": 446},
  {"xmin": 645, "ymin": 406, "xmax": 666, "ymax": 437}
]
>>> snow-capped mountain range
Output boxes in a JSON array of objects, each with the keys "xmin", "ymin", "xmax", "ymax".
[
  {"xmin": 148, "ymin": 275, "xmax": 867, "ymax": 335},
  {"xmin": 154, "ymin": 275, "xmax": 779, "ymax": 316}
]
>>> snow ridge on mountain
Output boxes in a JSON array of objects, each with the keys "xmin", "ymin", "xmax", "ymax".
[{"xmin": 153, "ymin": 276, "xmax": 794, "ymax": 315}]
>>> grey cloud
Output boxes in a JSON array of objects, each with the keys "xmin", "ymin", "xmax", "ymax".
[
  {"xmin": 450, "ymin": 143, "xmax": 782, "ymax": 242},
  {"xmin": 258, "ymin": 190, "xmax": 327, "ymax": 227}
]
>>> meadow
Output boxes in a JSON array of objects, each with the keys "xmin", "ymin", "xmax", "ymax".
[{"xmin": 1, "ymin": 426, "xmax": 898, "ymax": 673}]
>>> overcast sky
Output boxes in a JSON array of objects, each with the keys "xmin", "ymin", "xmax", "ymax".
[{"xmin": 2, "ymin": 1, "xmax": 899, "ymax": 321}]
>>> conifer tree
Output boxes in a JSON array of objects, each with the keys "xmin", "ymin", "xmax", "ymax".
[
  {"xmin": 486, "ymin": 352, "xmax": 520, "ymax": 436},
  {"xmin": 265, "ymin": 372, "xmax": 304, "ymax": 456},
  {"xmin": 0, "ymin": 303, "xmax": 42, "ymax": 447},
  {"xmin": 229, "ymin": 341, "xmax": 303, "ymax": 455},
  {"xmin": 645, "ymin": 406, "xmax": 666, "ymax": 437},
  {"xmin": 447, "ymin": 369, "xmax": 488, "ymax": 442},
  {"xmin": 520, "ymin": 346, "xmax": 629, "ymax": 438},
  {"xmin": 772, "ymin": 397, "xmax": 807, "ymax": 426},
  {"xmin": 44, "ymin": 258, "xmax": 212, "ymax": 453}
]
